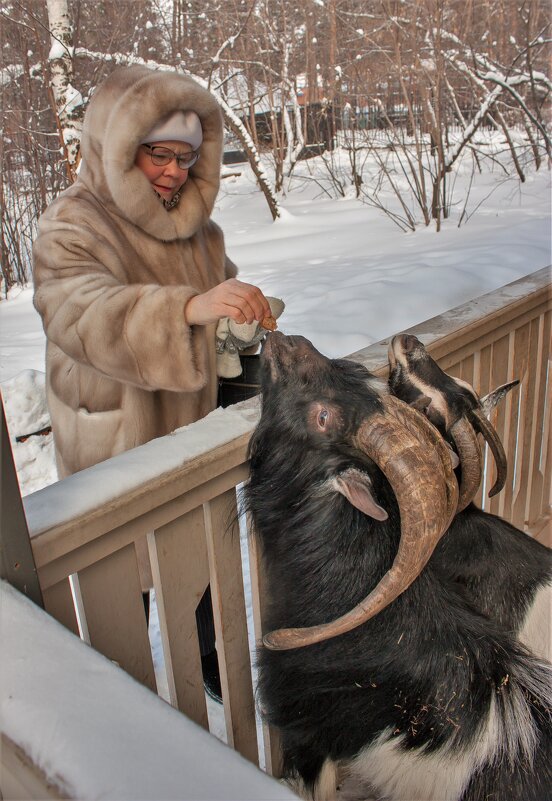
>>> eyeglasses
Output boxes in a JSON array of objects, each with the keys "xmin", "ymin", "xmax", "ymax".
[{"xmin": 142, "ymin": 144, "xmax": 200, "ymax": 170}]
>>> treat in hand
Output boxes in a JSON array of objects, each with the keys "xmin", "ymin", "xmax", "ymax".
[{"xmin": 261, "ymin": 315, "xmax": 278, "ymax": 331}]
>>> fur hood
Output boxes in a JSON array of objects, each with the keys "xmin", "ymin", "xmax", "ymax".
[{"xmin": 78, "ymin": 65, "xmax": 224, "ymax": 241}]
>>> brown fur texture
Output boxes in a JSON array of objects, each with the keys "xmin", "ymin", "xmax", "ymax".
[{"xmin": 33, "ymin": 66, "xmax": 237, "ymax": 480}]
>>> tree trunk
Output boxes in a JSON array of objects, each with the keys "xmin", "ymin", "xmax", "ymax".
[
  {"xmin": 224, "ymin": 112, "xmax": 281, "ymax": 220},
  {"xmin": 46, "ymin": 0, "xmax": 84, "ymax": 181}
]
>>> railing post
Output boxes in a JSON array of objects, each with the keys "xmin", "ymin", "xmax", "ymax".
[{"xmin": 0, "ymin": 395, "xmax": 43, "ymax": 607}]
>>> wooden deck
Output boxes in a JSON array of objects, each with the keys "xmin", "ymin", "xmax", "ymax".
[{"xmin": 1, "ymin": 267, "xmax": 550, "ymax": 797}]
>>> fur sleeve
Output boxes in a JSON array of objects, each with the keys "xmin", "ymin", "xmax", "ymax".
[
  {"xmin": 33, "ymin": 219, "xmax": 209, "ymax": 394},
  {"xmin": 225, "ymin": 255, "xmax": 238, "ymax": 279}
]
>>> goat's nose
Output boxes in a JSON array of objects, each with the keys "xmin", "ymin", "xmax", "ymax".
[
  {"xmin": 262, "ymin": 332, "xmax": 309, "ymax": 364},
  {"xmin": 285, "ymin": 334, "xmax": 313, "ymax": 351}
]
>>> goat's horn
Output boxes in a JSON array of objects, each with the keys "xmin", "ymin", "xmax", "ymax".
[
  {"xmin": 263, "ymin": 396, "xmax": 458, "ymax": 651},
  {"xmin": 469, "ymin": 408, "xmax": 508, "ymax": 497},
  {"xmin": 449, "ymin": 416, "xmax": 483, "ymax": 512}
]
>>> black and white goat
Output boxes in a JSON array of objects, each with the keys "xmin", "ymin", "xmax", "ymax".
[
  {"xmin": 246, "ymin": 332, "xmax": 551, "ymax": 801},
  {"xmin": 388, "ymin": 333, "xmax": 551, "ymax": 663}
]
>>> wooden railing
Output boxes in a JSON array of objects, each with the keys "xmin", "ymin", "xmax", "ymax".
[{"xmin": 20, "ymin": 266, "xmax": 551, "ymax": 776}]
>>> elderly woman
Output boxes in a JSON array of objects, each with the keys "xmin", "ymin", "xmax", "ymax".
[
  {"xmin": 33, "ymin": 64, "xmax": 270, "ymax": 477},
  {"xmin": 33, "ymin": 65, "xmax": 272, "ymax": 700}
]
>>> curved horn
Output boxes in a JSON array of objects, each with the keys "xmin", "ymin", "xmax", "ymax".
[
  {"xmin": 263, "ymin": 396, "xmax": 458, "ymax": 651},
  {"xmin": 449, "ymin": 416, "xmax": 483, "ymax": 512},
  {"xmin": 469, "ymin": 408, "xmax": 508, "ymax": 497}
]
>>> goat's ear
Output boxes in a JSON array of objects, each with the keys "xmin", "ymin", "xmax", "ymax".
[
  {"xmin": 332, "ymin": 468, "xmax": 388, "ymax": 520},
  {"xmin": 480, "ymin": 380, "xmax": 520, "ymax": 417}
]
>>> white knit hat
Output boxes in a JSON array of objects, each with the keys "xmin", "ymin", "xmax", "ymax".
[{"xmin": 141, "ymin": 110, "xmax": 203, "ymax": 149}]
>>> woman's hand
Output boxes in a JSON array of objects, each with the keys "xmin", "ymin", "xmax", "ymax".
[{"xmin": 185, "ymin": 278, "xmax": 272, "ymax": 326}]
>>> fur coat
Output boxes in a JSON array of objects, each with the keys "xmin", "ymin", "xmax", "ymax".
[{"xmin": 33, "ymin": 65, "xmax": 237, "ymax": 479}]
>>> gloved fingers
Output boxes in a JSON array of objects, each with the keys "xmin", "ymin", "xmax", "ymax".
[
  {"xmin": 228, "ymin": 317, "xmax": 259, "ymax": 340},
  {"xmin": 267, "ymin": 297, "xmax": 285, "ymax": 319},
  {"xmin": 228, "ymin": 297, "xmax": 285, "ymax": 337},
  {"xmin": 227, "ymin": 296, "xmax": 285, "ymax": 351},
  {"xmin": 228, "ymin": 326, "xmax": 266, "ymax": 350},
  {"xmin": 215, "ymin": 317, "xmax": 231, "ymax": 340}
]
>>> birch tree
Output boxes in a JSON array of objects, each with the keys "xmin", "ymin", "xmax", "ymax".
[{"xmin": 45, "ymin": 0, "xmax": 83, "ymax": 178}]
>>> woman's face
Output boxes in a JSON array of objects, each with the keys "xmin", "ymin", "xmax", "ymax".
[{"xmin": 134, "ymin": 139, "xmax": 193, "ymax": 201}]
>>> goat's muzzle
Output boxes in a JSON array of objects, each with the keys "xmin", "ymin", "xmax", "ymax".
[{"xmin": 262, "ymin": 331, "xmax": 328, "ymax": 379}]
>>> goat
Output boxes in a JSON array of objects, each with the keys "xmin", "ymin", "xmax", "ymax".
[
  {"xmin": 246, "ymin": 332, "xmax": 552, "ymax": 801},
  {"xmin": 388, "ymin": 333, "xmax": 551, "ymax": 662}
]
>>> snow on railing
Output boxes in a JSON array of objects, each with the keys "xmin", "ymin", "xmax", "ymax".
[{"xmin": 0, "ymin": 580, "xmax": 298, "ymax": 800}]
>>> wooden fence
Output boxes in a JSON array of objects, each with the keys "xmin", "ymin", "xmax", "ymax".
[{"xmin": 12, "ymin": 266, "xmax": 552, "ymax": 781}]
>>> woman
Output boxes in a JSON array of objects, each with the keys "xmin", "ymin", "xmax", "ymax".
[
  {"xmin": 33, "ymin": 64, "xmax": 271, "ymax": 478},
  {"xmin": 33, "ymin": 65, "xmax": 271, "ymax": 700}
]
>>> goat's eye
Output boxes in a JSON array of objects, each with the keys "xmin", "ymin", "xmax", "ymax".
[{"xmin": 318, "ymin": 409, "xmax": 329, "ymax": 429}]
